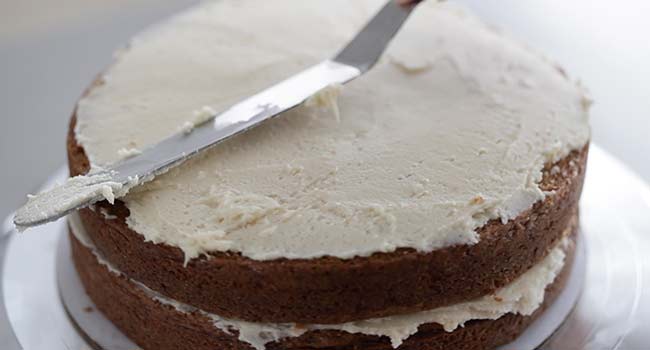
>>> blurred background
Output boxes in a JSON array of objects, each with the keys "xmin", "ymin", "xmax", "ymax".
[{"xmin": 1, "ymin": 0, "xmax": 649, "ymax": 220}]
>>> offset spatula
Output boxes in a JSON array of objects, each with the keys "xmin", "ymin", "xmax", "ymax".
[{"xmin": 14, "ymin": 0, "xmax": 420, "ymax": 229}]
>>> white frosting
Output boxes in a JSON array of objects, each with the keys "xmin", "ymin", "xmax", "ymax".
[
  {"xmin": 116, "ymin": 147, "xmax": 142, "ymax": 159},
  {"xmin": 179, "ymin": 105, "xmax": 218, "ymax": 134},
  {"xmin": 75, "ymin": 0, "xmax": 590, "ymax": 261},
  {"xmin": 304, "ymin": 84, "xmax": 344, "ymax": 122},
  {"xmin": 14, "ymin": 171, "xmax": 129, "ymax": 231},
  {"xmin": 68, "ymin": 213, "xmax": 567, "ymax": 350}
]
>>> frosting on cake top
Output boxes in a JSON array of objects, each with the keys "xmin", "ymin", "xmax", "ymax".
[{"xmin": 75, "ymin": 0, "xmax": 590, "ymax": 261}]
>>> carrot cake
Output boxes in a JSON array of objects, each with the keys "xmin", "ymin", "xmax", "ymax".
[{"xmin": 66, "ymin": 1, "xmax": 591, "ymax": 349}]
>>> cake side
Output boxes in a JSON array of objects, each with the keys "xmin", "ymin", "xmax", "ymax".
[
  {"xmin": 68, "ymin": 115, "xmax": 587, "ymax": 324},
  {"xmin": 70, "ymin": 227, "xmax": 576, "ymax": 350}
]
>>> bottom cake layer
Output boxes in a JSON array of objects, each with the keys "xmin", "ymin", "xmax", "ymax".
[{"xmin": 70, "ymin": 221, "xmax": 576, "ymax": 350}]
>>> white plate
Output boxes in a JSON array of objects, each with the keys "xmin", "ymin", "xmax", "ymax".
[{"xmin": 3, "ymin": 145, "xmax": 650, "ymax": 349}]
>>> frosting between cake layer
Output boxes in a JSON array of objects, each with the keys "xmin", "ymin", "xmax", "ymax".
[
  {"xmin": 68, "ymin": 213, "xmax": 568, "ymax": 350},
  {"xmin": 75, "ymin": 0, "xmax": 590, "ymax": 261}
]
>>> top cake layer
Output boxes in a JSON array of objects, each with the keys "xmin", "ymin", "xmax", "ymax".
[{"xmin": 75, "ymin": 0, "xmax": 590, "ymax": 261}]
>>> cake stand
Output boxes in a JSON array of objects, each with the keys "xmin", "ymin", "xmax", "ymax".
[{"xmin": 2, "ymin": 145, "xmax": 650, "ymax": 350}]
